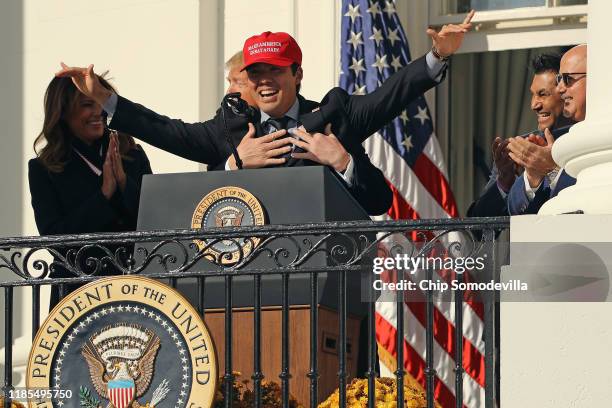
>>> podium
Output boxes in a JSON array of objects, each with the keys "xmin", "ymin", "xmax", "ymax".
[{"xmin": 136, "ymin": 167, "xmax": 372, "ymax": 405}]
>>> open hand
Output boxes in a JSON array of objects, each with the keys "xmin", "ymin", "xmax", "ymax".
[
  {"xmin": 229, "ymin": 123, "xmax": 293, "ymax": 169},
  {"xmin": 492, "ymin": 137, "xmax": 519, "ymax": 192},
  {"xmin": 289, "ymin": 124, "xmax": 350, "ymax": 172},
  {"xmin": 56, "ymin": 62, "xmax": 111, "ymax": 105},
  {"xmin": 426, "ymin": 10, "xmax": 475, "ymax": 57}
]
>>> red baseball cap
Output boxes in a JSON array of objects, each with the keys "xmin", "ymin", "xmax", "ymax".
[{"xmin": 241, "ymin": 31, "xmax": 302, "ymax": 71}]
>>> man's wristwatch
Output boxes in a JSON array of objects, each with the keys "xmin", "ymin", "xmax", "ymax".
[
  {"xmin": 545, "ymin": 166, "xmax": 561, "ymax": 186},
  {"xmin": 432, "ymin": 46, "xmax": 450, "ymax": 62}
]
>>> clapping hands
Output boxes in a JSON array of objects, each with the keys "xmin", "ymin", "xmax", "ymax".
[
  {"xmin": 507, "ymin": 129, "xmax": 557, "ymax": 188},
  {"xmin": 101, "ymin": 132, "xmax": 127, "ymax": 199},
  {"xmin": 492, "ymin": 137, "xmax": 520, "ymax": 193},
  {"xmin": 492, "ymin": 129, "xmax": 557, "ymax": 190}
]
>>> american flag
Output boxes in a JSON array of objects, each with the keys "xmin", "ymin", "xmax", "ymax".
[{"xmin": 339, "ymin": 1, "xmax": 486, "ymax": 406}]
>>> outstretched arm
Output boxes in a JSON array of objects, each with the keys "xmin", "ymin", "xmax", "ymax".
[
  {"xmin": 108, "ymin": 95, "xmax": 224, "ymax": 166},
  {"xmin": 56, "ymin": 63, "xmax": 224, "ymax": 166},
  {"xmin": 304, "ymin": 11, "xmax": 475, "ymax": 144},
  {"xmin": 349, "ymin": 9, "xmax": 475, "ymax": 135}
]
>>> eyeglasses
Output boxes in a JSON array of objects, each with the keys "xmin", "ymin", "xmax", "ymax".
[{"xmin": 556, "ymin": 72, "xmax": 587, "ymax": 87}]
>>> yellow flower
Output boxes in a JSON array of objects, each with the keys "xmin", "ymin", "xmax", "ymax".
[
  {"xmin": 318, "ymin": 378, "xmax": 441, "ymax": 408},
  {"xmin": 0, "ymin": 397, "xmax": 25, "ymax": 408}
]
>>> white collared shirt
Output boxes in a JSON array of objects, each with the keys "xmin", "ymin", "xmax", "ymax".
[{"xmin": 524, "ymin": 169, "xmax": 564, "ymax": 201}]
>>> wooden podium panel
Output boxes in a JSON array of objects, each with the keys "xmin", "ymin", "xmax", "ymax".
[{"xmin": 205, "ymin": 305, "xmax": 361, "ymax": 406}]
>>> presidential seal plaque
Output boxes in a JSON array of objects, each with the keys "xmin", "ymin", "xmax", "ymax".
[
  {"xmin": 27, "ymin": 276, "xmax": 217, "ymax": 408},
  {"xmin": 191, "ymin": 186, "xmax": 265, "ymax": 265}
]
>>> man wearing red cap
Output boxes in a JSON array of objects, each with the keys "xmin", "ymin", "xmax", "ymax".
[{"xmin": 57, "ymin": 14, "xmax": 473, "ymax": 216}]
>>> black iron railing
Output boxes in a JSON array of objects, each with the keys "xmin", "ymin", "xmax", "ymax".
[{"xmin": 0, "ymin": 217, "xmax": 509, "ymax": 408}]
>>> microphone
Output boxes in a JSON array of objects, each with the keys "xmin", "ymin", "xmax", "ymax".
[
  {"xmin": 220, "ymin": 93, "xmax": 254, "ymax": 170},
  {"xmin": 223, "ymin": 92, "xmax": 256, "ymax": 118}
]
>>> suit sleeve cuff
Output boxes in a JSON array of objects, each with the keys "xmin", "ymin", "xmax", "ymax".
[
  {"xmin": 224, "ymin": 156, "xmax": 238, "ymax": 171},
  {"xmin": 103, "ymin": 92, "xmax": 118, "ymax": 122},
  {"xmin": 425, "ymin": 51, "xmax": 447, "ymax": 82},
  {"xmin": 335, "ymin": 154, "xmax": 354, "ymax": 186},
  {"xmin": 523, "ymin": 172, "xmax": 540, "ymax": 201}
]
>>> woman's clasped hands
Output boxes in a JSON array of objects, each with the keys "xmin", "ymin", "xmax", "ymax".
[{"xmin": 101, "ymin": 131, "xmax": 127, "ymax": 199}]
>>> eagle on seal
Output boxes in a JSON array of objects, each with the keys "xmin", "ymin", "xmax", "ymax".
[{"xmin": 82, "ymin": 325, "xmax": 161, "ymax": 408}]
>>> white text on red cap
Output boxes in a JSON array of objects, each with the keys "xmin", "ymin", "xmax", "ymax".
[{"xmin": 248, "ymin": 41, "xmax": 282, "ymax": 55}]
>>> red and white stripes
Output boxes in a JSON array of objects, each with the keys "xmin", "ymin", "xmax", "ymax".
[
  {"xmin": 366, "ymin": 131, "xmax": 485, "ymax": 407},
  {"xmin": 108, "ymin": 386, "xmax": 134, "ymax": 408}
]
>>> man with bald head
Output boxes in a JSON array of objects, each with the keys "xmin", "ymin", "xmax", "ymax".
[
  {"xmin": 557, "ymin": 44, "xmax": 587, "ymax": 122},
  {"xmin": 507, "ymin": 44, "xmax": 586, "ymax": 215}
]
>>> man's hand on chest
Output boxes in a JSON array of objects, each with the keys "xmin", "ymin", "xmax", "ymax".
[{"xmin": 227, "ymin": 122, "xmax": 293, "ymax": 169}]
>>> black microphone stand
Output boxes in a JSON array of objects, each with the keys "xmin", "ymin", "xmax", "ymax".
[{"xmin": 221, "ymin": 92, "xmax": 255, "ymax": 170}]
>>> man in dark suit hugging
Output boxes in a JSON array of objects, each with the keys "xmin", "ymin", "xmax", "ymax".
[{"xmin": 57, "ymin": 16, "xmax": 474, "ymax": 216}]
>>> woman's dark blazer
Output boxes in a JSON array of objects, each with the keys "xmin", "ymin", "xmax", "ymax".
[{"xmin": 28, "ymin": 136, "xmax": 152, "ymax": 307}]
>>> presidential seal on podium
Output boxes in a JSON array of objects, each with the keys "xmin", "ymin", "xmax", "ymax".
[
  {"xmin": 27, "ymin": 276, "xmax": 217, "ymax": 408},
  {"xmin": 191, "ymin": 186, "xmax": 266, "ymax": 265}
]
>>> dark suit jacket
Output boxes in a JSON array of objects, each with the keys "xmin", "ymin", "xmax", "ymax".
[
  {"xmin": 109, "ymin": 97, "xmax": 394, "ymax": 215},
  {"xmin": 468, "ymin": 125, "xmax": 574, "ymax": 217},
  {"xmin": 109, "ymin": 92, "xmax": 392, "ymax": 214},
  {"xmin": 507, "ymin": 170, "xmax": 576, "ymax": 215},
  {"xmin": 505, "ymin": 125, "xmax": 575, "ymax": 215},
  {"xmin": 28, "ymin": 140, "xmax": 151, "ymax": 268},
  {"xmin": 300, "ymin": 54, "xmax": 441, "ymax": 146},
  {"xmin": 107, "ymin": 54, "xmax": 442, "ymax": 215},
  {"xmin": 28, "ymin": 137, "xmax": 152, "ymax": 307},
  {"xmin": 28, "ymin": 138, "xmax": 151, "ymax": 308},
  {"xmin": 466, "ymin": 165, "xmax": 511, "ymax": 217},
  {"xmin": 28, "ymin": 140, "xmax": 151, "ymax": 235}
]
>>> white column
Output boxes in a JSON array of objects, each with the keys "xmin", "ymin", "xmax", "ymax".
[
  {"xmin": 503, "ymin": 215, "xmax": 612, "ymax": 406},
  {"xmin": 540, "ymin": 0, "xmax": 612, "ymax": 214}
]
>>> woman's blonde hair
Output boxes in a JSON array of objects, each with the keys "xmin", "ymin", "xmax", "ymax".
[{"xmin": 33, "ymin": 74, "xmax": 135, "ymax": 172}]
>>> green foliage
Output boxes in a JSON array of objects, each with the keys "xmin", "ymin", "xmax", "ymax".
[{"xmin": 79, "ymin": 386, "xmax": 100, "ymax": 408}]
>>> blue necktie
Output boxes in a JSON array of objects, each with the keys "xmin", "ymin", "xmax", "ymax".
[{"xmin": 265, "ymin": 116, "xmax": 292, "ymax": 159}]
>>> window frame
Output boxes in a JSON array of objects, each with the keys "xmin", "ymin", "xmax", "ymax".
[{"xmin": 429, "ymin": 1, "xmax": 587, "ymax": 26}]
